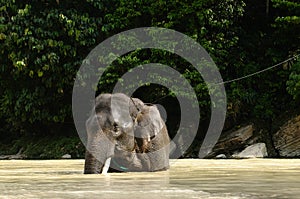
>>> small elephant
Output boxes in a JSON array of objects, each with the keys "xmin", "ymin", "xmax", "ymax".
[{"xmin": 84, "ymin": 93, "xmax": 170, "ymax": 174}]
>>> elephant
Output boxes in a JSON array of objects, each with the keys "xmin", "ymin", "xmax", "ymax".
[{"xmin": 84, "ymin": 93, "xmax": 170, "ymax": 174}]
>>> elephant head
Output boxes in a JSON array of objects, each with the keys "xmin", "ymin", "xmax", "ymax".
[
  {"xmin": 84, "ymin": 93, "xmax": 169, "ymax": 174},
  {"xmin": 84, "ymin": 93, "xmax": 137, "ymax": 174},
  {"xmin": 134, "ymin": 105, "xmax": 164, "ymax": 153}
]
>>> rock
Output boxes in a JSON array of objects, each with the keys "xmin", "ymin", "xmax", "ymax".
[
  {"xmin": 215, "ymin": 154, "xmax": 227, "ymax": 159},
  {"xmin": 232, "ymin": 143, "xmax": 268, "ymax": 158},
  {"xmin": 204, "ymin": 125, "xmax": 254, "ymax": 158},
  {"xmin": 61, "ymin": 154, "xmax": 71, "ymax": 159},
  {"xmin": 273, "ymin": 115, "xmax": 300, "ymax": 157}
]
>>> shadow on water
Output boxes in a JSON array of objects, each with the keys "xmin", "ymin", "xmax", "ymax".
[{"xmin": 0, "ymin": 159, "xmax": 300, "ymax": 199}]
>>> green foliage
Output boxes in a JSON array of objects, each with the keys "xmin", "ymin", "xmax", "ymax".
[
  {"xmin": 0, "ymin": 0, "xmax": 299, "ymax": 146},
  {"xmin": 271, "ymin": 0, "xmax": 300, "ymax": 101},
  {"xmin": 225, "ymin": 0, "xmax": 300, "ymax": 122},
  {"xmin": 97, "ymin": 0, "xmax": 245, "ymax": 119},
  {"xmin": 102, "ymin": 0, "xmax": 245, "ymax": 70},
  {"xmin": 0, "ymin": 0, "xmax": 103, "ymax": 134},
  {"xmin": 0, "ymin": 135, "xmax": 85, "ymax": 159},
  {"xmin": 287, "ymin": 60, "xmax": 300, "ymax": 100},
  {"xmin": 272, "ymin": 0, "xmax": 300, "ymax": 54}
]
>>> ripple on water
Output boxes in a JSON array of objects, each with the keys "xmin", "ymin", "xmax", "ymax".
[{"xmin": 0, "ymin": 159, "xmax": 299, "ymax": 199}]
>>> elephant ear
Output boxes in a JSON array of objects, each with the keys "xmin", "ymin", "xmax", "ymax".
[{"xmin": 134, "ymin": 105, "xmax": 164, "ymax": 141}]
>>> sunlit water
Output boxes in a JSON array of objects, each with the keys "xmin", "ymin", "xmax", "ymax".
[{"xmin": 0, "ymin": 159, "xmax": 299, "ymax": 199}]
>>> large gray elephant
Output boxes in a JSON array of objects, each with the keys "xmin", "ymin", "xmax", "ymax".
[{"xmin": 84, "ymin": 93, "xmax": 170, "ymax": 174}]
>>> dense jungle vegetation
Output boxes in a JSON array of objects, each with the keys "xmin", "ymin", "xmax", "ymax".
[{"xmin": 0, "ymin": 0, "xmax": 299, "ymax": 158}]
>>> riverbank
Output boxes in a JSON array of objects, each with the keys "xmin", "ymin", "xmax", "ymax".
[
  {"xmin": 1, "ymin": 113, "xmax": 299, "ymax": 160},
  {"xmin": 0, "ymin": 135, "xmax": 85, "ymax": 159}
]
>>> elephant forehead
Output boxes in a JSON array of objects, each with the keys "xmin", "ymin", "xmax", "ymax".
[{"xmin": 111, "ymin": 107, "xmax": 132, "ymax": 124}]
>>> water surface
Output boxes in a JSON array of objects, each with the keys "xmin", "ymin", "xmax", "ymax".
[{"xmin": 0, "ymin": 159, "xmax": 299, "ymax": 198}]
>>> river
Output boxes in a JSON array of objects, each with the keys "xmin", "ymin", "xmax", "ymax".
[{"xmin": 0, "ymin": 159, "xmax": 299, "ymax": 199}]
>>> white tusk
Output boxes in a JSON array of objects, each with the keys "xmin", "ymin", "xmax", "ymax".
[{"xmin": 101, "ymin": 157, "xmax": 111, "ymax": 174}]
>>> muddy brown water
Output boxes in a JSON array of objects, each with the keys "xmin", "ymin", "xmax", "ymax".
[{"xmin": 0, "ymin": 159, "xmax": 299, "ymax": 199}]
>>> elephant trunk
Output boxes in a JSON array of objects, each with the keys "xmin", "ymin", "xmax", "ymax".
[
  {"xmin": 84, "ymin": 150, "xmax": 103, "ymax": 174},
  {"xmin": 84, "ymin": 132, "xmax": 116, "ymax": 174}
]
